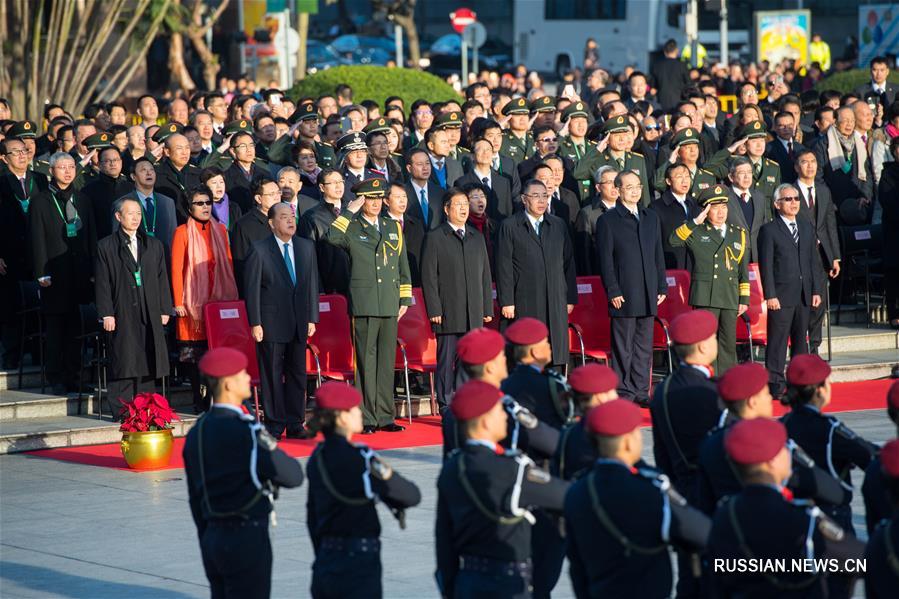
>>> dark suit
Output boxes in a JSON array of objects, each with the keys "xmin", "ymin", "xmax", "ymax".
[
  {"xmin": 757, "ymin": 217, "xmax": 824, "ymax": 394},
  {"xmin": 81, "ymin": 174, "xmax": 134, "ymax": 239},
  {"xmin": 405, "ymin": 181, "xmax": 444, "ymax": 230},
  {"xmin": 421, "ymin": 223, "xmax": 493, "ymax": 411},
  {"xmin": 649, "ymin": 191, "xmax": 700, "ymax": 270},
  {"xmin": 340, "ymin": 166, "xmax": 381, "ymax": 204},
  {"xmin": 298, "ymin": 201, "xmax": 351, "ymax": 295},
  {"xmin": 854, "ymin": 81, "xmax": 897, "ymax": 108},
  {"xmin": 811, "ymin": 134, "xmax": 874, "ymax": 224},
  {"xmin": 595, "ymin": 204, "xmax": 667, "ymax": 404},
  {"xmin": 428, "ymin": 155, "xmax": 463, "ymax": 190},
  {"xmin": 244, "ymin": 235, "xmax": 319, "ymax": 437},
  {"xmin": 454, "ymin": 168, "xmax": 514, "ymax": 221},
  {"xmin": 549, "ymin": 188, "xmax": 580, "ymax": 235},
  {"xmin": 491, "ymin": 155, "xmax": 522, "ymax": 200},
  {"xmin": 118, "ymin": 190, "xmax": 178, "ymax": 259},
  {"xmin": 725, "ymin": 187, "xmax": 770, "ymax": 263},
  {"xmin": 153, "ymin": 158, "xmax": 200, "ymax": 224},
  {"xmin": 223, "ymin": 162, "xmax": 269, "ymax": 214},
  {"xmin": 766, "ymin": 138, "xmax": 806, "ymax": 184},
  {"xmin": 650, "ymin": 56, "xmax": 691, "ymax": 111},
  {"xmin": 230, "ymin": 208, "xmax": 273, "ymax": 295}
]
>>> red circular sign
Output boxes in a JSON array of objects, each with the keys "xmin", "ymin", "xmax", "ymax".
[{"xmin": 450, "ymin": 8, "xmax": 476, "ymax": 34}]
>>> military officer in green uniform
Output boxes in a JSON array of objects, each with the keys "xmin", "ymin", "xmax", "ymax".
[
  {"xmin": 654, "ymin": 128, "xmax": 722, "ymax": 201},
  {"xmin": 433, "ymin": 110, "xmax": 470, "ymax": 163},
  {"xmin": 557, "ymin": 101, "xmax": 595, "ymax": 202},
  {"xmin": 327, "ymin": 178, "xmax": 413, "ymax": 434},
  {"xmin": 72, "ymin": 131, "xmax": 115, "ymax": 189},
  {"xmin": 530, "ymin": 95, "xmax": 558, "ymax": 129},
  {"xmin": 669, "ymin": 185, "xmax": 750, "ymax": 373},
  {"xmin": 266, "ymin": 103, "xmax": 336, "ymax": 169},
  {"xmin": 6, "ymin": 121, "xmax": 50, "ymax": 180},
  {"xmin": 731, "ymin": 120, "xmax": 780, "ymax": 210},
  {"xmin": 499, "ymin": 97, "xmax": 535, "ymax": 163},
  {"xmin": 574, "ymin": 114, "xmax": 651, "ymax": 206}
]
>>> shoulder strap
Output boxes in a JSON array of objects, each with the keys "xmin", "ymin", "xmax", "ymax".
[
  {"xmin": 585, "ymin": 469, "xmax": 667, "ymax": 556},
  {"xmin": 314, "ymin": 446, "xmax": 372, "ymax": 506},
  {"xmin": 457, "ymin": 453, "xmax": 525, "ymax": 525},
  {"xmin": 659, "ymin": 376, "xmax": 698, "ymax": 472},
  {"xmin": 197, "ymin": 413, "xmax": 265, "ymax": 519}
]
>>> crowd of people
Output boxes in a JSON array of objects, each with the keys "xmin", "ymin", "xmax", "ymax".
[{"xmin": 1, "ymin": 36, "xmax": 898, "ymax": 598}]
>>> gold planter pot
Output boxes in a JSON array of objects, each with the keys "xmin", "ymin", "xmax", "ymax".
[{"xmin": 120, "ymin": 429, "xmax": 174, "ymax": 470}]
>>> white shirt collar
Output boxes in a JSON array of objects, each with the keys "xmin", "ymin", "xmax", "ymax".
[
  {"xmin": 779, "ymin": 214, "xmax": 797, "ymax": 226},
  {"xmin": 449, "ymin": 222, "xmax": 466, "ymax": 235},
  {"xmin": 525, "ymin": 211, "xmax": 543, "ymax": 228},
  {"xmin": 672, "ymin": 192, "xmax": 687, "ymax": 203},
  {"xmin": 779, "ymin": 137, "xmax": 794, "ymax": 148},
  {"xmin": 411, "ymin": 180, "xmax": 427, "ymax": 197}
]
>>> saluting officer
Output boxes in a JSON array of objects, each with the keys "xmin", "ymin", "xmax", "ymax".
[
  {"xmin": 732, "ymin": 120, "xmax": 782, "ymax": 210},
  {"xmin": 557, "ymin": 101, "xmax": 595, "ymax": 202},
  {"xmin": 864, "ymin": 439, "xmax": 899, "ymax": 599},
  {"xmin": 573, "ymin": 114, "xmax": 651, "ymax": 207},
  {"xmin": 435, "ymin": 380, "xmax": 570, "ymax": 599},
  {"xmin": 499, "ymin": 97, "xmax": 535, "ymax": 163},
  {"xmin": 306, "ymin": 382, "xmax": 421, "ymax": 599},
  {"xmin": 653, "ymin": 128, "xmax": 719, "ymax": 200},
  {"xmin": 267, "ymin": 103, "xmax": 337, "ymax": 169},
  {"xmin": 565, "ymin": 399, "xmax": 712, "ymax": 599},
  {"xmin": 669, "ymin": 185, "xmax": 750, "ymax": 373},
  {"xmin": 182, "ymin": 348, "xmax": 305, "ymax": 599},
  {"xmin": 327, "ymin": 178, "xmax": 412, "ymax": 434},
  {"xmin": 707, "ymin": 418, "xmax": 865, "ymax": 598}
]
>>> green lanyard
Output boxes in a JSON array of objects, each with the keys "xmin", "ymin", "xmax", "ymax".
[
  {"xmin": 15, "ymin": 176, "xmax": 33, "ymax": 213},
  {"xmin": 141, "ymin": 194, "xmax": 157, "ymax": 236},
  {"xmin": 50, "ymin": 190, "xmax": 79, "ymax": 237}
]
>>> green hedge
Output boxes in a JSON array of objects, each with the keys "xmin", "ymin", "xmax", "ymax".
[
  {"xmin": 289, "ymin": 66, "xmax": 460, "ymax": 112},
  {"xmin": 816, "ymin": 68, "xmax": 899, "ymax": 93}
]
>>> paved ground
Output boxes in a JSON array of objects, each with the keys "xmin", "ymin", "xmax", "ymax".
[{"xmin": 0, "ymin": 409, "xmax": 894, "ymax": 599}]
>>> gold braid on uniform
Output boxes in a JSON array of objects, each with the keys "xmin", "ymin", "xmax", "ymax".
[
  {"xmin": 674, "ymin": 223, "xmax": 692, "ymax": 241},
  {"xmin": 724, "ymin": 229, "xmax": 747, "ymax": 272},
  {"xmin": 381, "ymin": 221, "xmax": 413, "ymax": 299},
  {"xmin": 332, "ymin": 215, "xmax": 350, "ymax": 233}
]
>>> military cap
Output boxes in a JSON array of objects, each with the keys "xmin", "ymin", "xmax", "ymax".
[
  {"xmin": 335, "ymin": 131, "xmax": 368, "ymax": 153},
  {"xmin": 724, "ymin": 418, "xmax": 787, "ymax": 465},
  {"xmin": 501, "ymin": 97, "xmax": 530, "ymax": 116},
  {"xmin": 450, "ymin": 380, "xmax": 504, "ymax": 421},
  {"xmin": 718, "ymin": 362, "xmax": 769, "ymax": 402},
  {"xmin": 433, "ymin": 110, "xmax": 463, "ymax": 129},
  {"xmin": 504, "ymin": 317, "xmax": 549, "ymax": 346},
  {"xmin": 457, "ymin": 328, "xmax": 505, "ymax": 365},
  {"xmin": 737, "ymin": 119, "xmax": 768, "ymax": 140},
  {"xmin": 351, "ymin": 177, "xmax": 387, "ymax": 199},
  {"xmin": 669, "ymin": 310, "xmax": 717, "ymax": 345},
  {"xmin": 315, "ymin": 381, "xmax": 362, "ymax": 411},
  {"xmin": 288, "ymin": 102, "xmax": 319, "ymax": 124},
  {"xmin": 530, "ymin": 96, "xmax": 557, "ymax": 113},
  {"xmin": 697, "ymin": 184, "xmax": 729, "ymax": 208},
  {"xmin": 585, "ymin": 399, "xmax": 643, "ymax": 436},
  {"xmin": 222, "ymin": 119, "xmax": 254, "ymax": 137},
  {"xmin": 560, "ymin": 101, "xmax": 591, "ymax": 123},
  {"xmin": 786, "ymin": 354, "xmax": 831, "ymax": 386},
  {"xmin": 363, "ymin": 117, "xmax": 392, "ymax": 138},
  {"xmin": 7, "ymin": 120, "xmax": 37, "ymax": 139},
  {"xmin": 153, "ymin": 122, "xmax": 183, "ymax": 144},
  {"xmin": 881, "ymin": 439, "xmax": 899, "ymax": 478},
  {"xmin": 601, "ymin": 114, "xmax": 630, "ymax": 134},
  {"xmin": 569, "ymin": 363, "xmax": 618, "ymax": 396},
  {"xmin": 199, "ymin": 347, "xmax": 248, "ymax": 378},
  {"xmin": 670, "ymin": 127, "xmax": 701, "ymax": 149},
  {"xmin": 888, "ymin": 380, "xmax": 899, "ymax": 410},
  {"xmin": 83, "ymin": 132, "xmax": 114, "ymax": 150}
]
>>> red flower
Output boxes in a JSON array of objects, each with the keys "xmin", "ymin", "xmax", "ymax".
[{"xmin": 119, "ymin": 393, "xmax": 180, "ymax": 432}]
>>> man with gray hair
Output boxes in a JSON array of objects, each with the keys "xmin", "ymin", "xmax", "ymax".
[
  {"xmin": 725, "ymin": 155, "xmax": 770, "ymax": 263},
  {"xmin": 276, "ymin": 165, "xmax": 317, "ymax": 218},
  {"xmin": 757, "ymin": 183, "xmax": 824, "ymax": 398},
  {"xmin": 95, "ymin": 197, "xmax": 172, "ymax": 414},
  {"xmin": 574, "ymin": 165, "xmax": 618, "ymax": 275}
]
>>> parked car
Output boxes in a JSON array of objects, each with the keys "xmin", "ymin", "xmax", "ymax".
[
  {"xmin": 424, "ymin": 34, "xmax": 511, "ymax": 76},
  {"xmin": 330, "ymin": 35, "xmax": 421, "ymax": 66},
  {"xmin": 307, "ymin": 40, "xmax": 348, "ymax": 73}
]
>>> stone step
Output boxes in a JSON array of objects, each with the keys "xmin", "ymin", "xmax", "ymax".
[
  {"xmin": 0, "ymin": 366, "xmax": 44, "ymax": 391},
  {"xmin": 0, "ymin": 390, "xmax": 91, "ymax": 421},
  {"xmin": 825, "ymin": 326, "xmax": 898, "ymax": 355},
  {"xmin": 825, "ymin": 348, "xmax": 899, "ymax": 383}
]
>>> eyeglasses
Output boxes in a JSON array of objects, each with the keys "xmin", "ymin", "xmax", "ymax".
[
  {"xmin": 779, "ymin": 196, "xmax": 800, "ymax": 202},
  {"xmin": 234, "ymin": 143, "xmax": 256, "ymax": 150},
  {"xmin": 524, "ymin": 193, "xmax": 549, "ymax": 200},
  {"xmin": 259, "ymin": 191, "xmax": 281, "ymax": 198},
  {"xmin": 537, "ymin": 137, "xmax": 557, "ymax": 144},
  {"xmin": 192, "ymin": 200, "xmax": 213, "ymax": 206},
  {"xmin": 643, "ymin": 124, "xmax": 661, "ymax": 131},
  {"xmin": 322, "ymin": 181, "xmax": 343, "ymax": 186},
  {"xmin": 619, "ymin": 184, "xmax": 643, "ymax": 193},
  {"xmin": 448, "ymin": 202, "xmax": 469, "ymax": 208},
  {"xmin": 5, "ymin": 149, "xmax": 26, "ymax": 157},
  {"xmin": 415, "ymin": 109, "xmax": 433, "ymax": 116},
  {"xmin": 100, "ymin": 158, "xmax": 122, "ymax": 164}
]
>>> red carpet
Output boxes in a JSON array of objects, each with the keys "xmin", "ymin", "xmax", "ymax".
[{"xmin": 25, "ymin": 380, "xmax": 894, "ymax": 472}]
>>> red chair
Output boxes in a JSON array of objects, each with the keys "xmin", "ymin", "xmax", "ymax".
[
  {"xmin": 306, "ymin": 294, "xmax": 356, "ymax": 384},
  {"xmin": 653, "ymin": 270, "xmax": 693, "ymax": 371},
  {"xmin": 736, "ymin": 263, "xmax": 768, "ymax": 361},
  {"xmin": 395, "ymin": 288, "xmax": 436, "ymax": 421},
  {"xmin": 204, "ymin": 300, "xmax": 263, "ymax": 420},
  {"xmin": 568, "ymin": 276, "xmax": 611, "ymax": 366}
]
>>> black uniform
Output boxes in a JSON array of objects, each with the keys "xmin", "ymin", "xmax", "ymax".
[
  {"xmin": 435, "ymin": 440, "xmax": 570, "ymax": 599},
  {"xmin": 306, "ymin": 433, "xmax": 421, "ymax": 599},
  {"xmin": 865, "ymin": 513, "xmax": 899, "ymax": 599},
  {"xmin": 565, "ymin": 459, "xmax": 711, "ymax": 598},
  {"xmin": 183, "ymin": 405, "xmax": 305, "ymax": 599},
  {"xmin": 862, "ymin": 455, "xmax": 893, "ymax": 536}
]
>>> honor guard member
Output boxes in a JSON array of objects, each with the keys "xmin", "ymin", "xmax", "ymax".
[
  {"xmin": 267, "ymin": 102, "xmax": 336, "ymax": 168},
  {"xmin": 557, "ymin": 101, "xmax": 595, "ymax": 202},
  {"xmin": 707, "ymin": 418, "xmax": 866, "ymax": 599},
  {"xmin": 864, "ymin": 439, "xmax": 899, "ymax": 599},
  {"xmin": 862, "ymin": 381, "xmax": 899, "ymax": 535},
  {"xmin": 306, "ymin": 382, "xmax": 422, "ymax": 599},
  {"xmin": 499, "ymin": 97, "xmax": 535, "ymax": 163},
  {"xmin": 435, "ymin": 380, "xmax": 571, "ymax": 599},
  {"xmin": 565, "ymin": 399, "xmax": 712, "ymax": 599},
  {"xmin": 573, "ymin": 115, "xmax": 651, "ymax": 207},
  {"xmin": 433, "ymin": 111, "xmax": 470, "ymax": 163},
  {"xmin": 669, "ymin": 185, "xmax": 750, "ymax": 373},
  {"xmin": 326, "ymin": 178, "xmax": 412, "ymax": 433},
  {"xmin": 695, "ymin": 362, "xmax": 846, "ymax": 516},
  {"xmin": 441, "ymin": 328, "xmax": 560, "ymax": 461},
  {"xmin": 182, "ymin": 348, "xmax": 305, "ymax": 599},
  {"xmin": 653, "ymin": 128, "xmax": 719, "ymax": 200}
]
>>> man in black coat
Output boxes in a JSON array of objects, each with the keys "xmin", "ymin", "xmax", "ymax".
[
  {"xmin": 230, "ymin": 178, "xmax": 282, "ymax": 294},
  {"xmin": 650, "ymin": 162, "xmax": 700, "ymax": 270},
  {"xmin": 405, "ymin": 148, "xmax": 445, "ymax": 231},
  {"xmin": 650, "ymin": 39, "xmax": 691, "ymax": 111},
  {"xmin": 421, "ymin": 187, "xmax": 493, "ymax": 413},
  {"xmin": 30, "ymin": 153, "xmax": 98, "ymax": 394},
  {"xmin": 81, "ymin": 146, "xmax": 134, "ymax": 239},
  {"xmin": 95, "ymin": 197, "xmax": 172, "ymax": 412},
  {"xmin": 223, "ymin": 130, "xmax": 271, "ymax": 213},
  {"xmin": 766, "ymin": 111, "xmax": 806, "ymax": 184},
  {"xmin": 757, "ymin": 184, "xmax": 824, "ymax": 397},
  {"xmin": 496, "ymin": 179, "xmax": 577, "ymax": 368},
  {"xmin": 154, "ymin": 133, "xmax": 201, "ymax": 224},
  {"xmin": 854, "ymin": 55, "xmax": 897, "ymax": 108},
  {"xmin": 297, "ymin": 169, "xmax": 351, "ymax": 295},
  {"xmin": 454, "ymin": 138, "xmax": 515, "ymax": 221},
  {"xmin": 244, "ymin": 202, "xmax": 320, "ymax": 439},
  {"xmin": 596, "ymin": 170, "xmax": 667, "ymax": 405},
  {"xmin": 574, "ymin": 165, "xmax": 620, "ymax": 275},
  {"xmin": 725, "ymin": 157, "xmax": 771, "ymax": 263}
]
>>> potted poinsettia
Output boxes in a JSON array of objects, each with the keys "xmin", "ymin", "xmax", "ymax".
[{"xmin": 119, "ymin": 393, "xmax": 180, "ymax": 470}]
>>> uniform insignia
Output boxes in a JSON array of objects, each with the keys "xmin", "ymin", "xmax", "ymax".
[
  {"xmin": 699, "ymin": 183, "xmax": 710, "ymax": 189},
  {"xmin": 700, "ymin": 235, "xmax": 711, "ymax": 242},
  {"xmin": 100, "ymin": 134, "xmax": 108, "ymax": 141},
  {"xmin": 450, "ymin": 112, "xmax": 458, "ymax": 121},
  {"xmin": 23, "ymin": 122, "xmax": 31, "ymax": 130},
  {"xmin": 766, "ymin": 176, "xmax": 775, "ymax": 182},
  {"xmin": 359, "ymin": 235, "xmax": 368, "ymax": 240},
  {"xmin": 753, "ymin": 121, "xmax": 761, "ymax": 130},
  {"xmin": 525, "ymin": 466, "xmax": 551, "ymax": 484},
  {"xmin": 576, "ymin": 102, "xmax": 583, "ymax": 110},
  {"xmin": 685, "ymin": 129, "xmax": 693, "ymax": 137},
  {"xmin": 734, "ymin": 242, "xmax": 742, "ymax": 250},
  {"xmin": 388, "ymin": 233, "xmax": 398, "ymax": 241},
  {"xmin": 240, "ymin": 120, "xmax": 247, "ymax": 127}
]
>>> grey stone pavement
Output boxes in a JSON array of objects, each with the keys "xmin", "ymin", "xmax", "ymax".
[{"xmin": 1, "ymin": 410, "xmax": 894, "ymax": 599}]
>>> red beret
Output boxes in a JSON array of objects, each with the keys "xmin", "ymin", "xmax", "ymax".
[
  {"xmin": 786, "ymin": 354, "xmax": 831, "ymax": 386},
  {"xmin": 887, "ymin": 380, "xmax": 899, "ymax": 411},
  {"xmin": 315, "ymin": 381, "xmax": 361, "ymax": 411},
  {"xmin": 450, "ymin": 380, "xmax": 504, "ymax": 421},
  {"xmin": 718, "ymin": 362, "xmax": 769, "ymax": 402},
  {"xmin": 881, "ymin": 439, "xmax": 899, "ymax": 478},
  {"xmin": 198, "ymin": 347, "xmax": 247, "ymax": 378},
  {"xmin": 457, "ymin": 328, "xmax": 505, "ymax": 365},
  {"xmin": 504, "ymin": 317, "xmax": 549, "ymax": 346},
  {"xmin": 724, "ymin": 418, "xmax": 787, "ymax": 465},
  {"xmin": 669, "ymin": 310, "xmax": 717, "ymax": 345},
  {"xmin": 569, "ymin": 363, "xmax": 619, "ymax": 395},
  {"xmin": 584, "ymin": 399, "xmax": 643, "ymax": 436}
]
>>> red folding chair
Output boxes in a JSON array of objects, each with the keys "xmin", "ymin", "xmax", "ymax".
[
  {"xmin": 736, "ymin": 263, "xmax": 768, "ymax": 361},
  {"xmin": 204, "ymin": 300, "xmax": 263, "ymax": 420},
  {"xmin": 395, "ymin": 288, "xmax": 436, "ymax": 421},
  {"xmin": 306, "ymin": 294, "xmax": 356, "ymax": 384},
  {"xmin": 654, "ymin": 270, "xmax": 693, "ymax": 372},
  {"xmin": 568, "ymin": 276, "xmax": 611, "ymax": 366}
]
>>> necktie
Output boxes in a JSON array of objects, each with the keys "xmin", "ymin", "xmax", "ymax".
[
  {"xmin": 436, "ymin": 160, "xmax": 444, "ymax": 171},
  {"xmin": 753, "ymin": 162, "xmax": 761, "ymax": 178},
  {"xmin": 283, "ymin": 242, "xmax": 296, "ymax": 285},
  {"xmin": 130, "ymin": 236, "xmax": 138, "ymax": 262},
  {"xmin": 145, "ymin": 195, "xmax": 155, "ymax": 230},
  {"xmin": 534, "ymin": 220, "xmax": 541, "ymax": 236},
  {"xmin": 719, "ymin": 226, "xmax": 726, "ymax": 238},
  {"xmin": 616, "ymin": 157, "xmax": 625, "ymax": 170},
  {"xmin": 482, "ymin": 176, "xmax": 490, "ymax": 189},
  {"xmin": 790, "ymin": 222, "xmax": 799, "ymax": 245},
  {"xmin": 807, "ymin": 187, "xmax": 815, "ymax": 210},
  {"xmin": 455, "ymin": 229, "xmax": 464, "ymax": 241},
  {"xmin": 787, "ymin": 140, "xmax": 793, "ymax": 158},
  {"xmin": 553, "ymin": 192, "xmax": 559, "ymax": 204},
  {"xmin": 862, "ymin": 134, "xmax": 868, "ymax": 146},
  {"xmin": 419, "ymin": 188, "xmax": 429, "ymax": 226},
  {"xmin": 741, "ymin": 192, "xmax": 748, "ymax": 203},
  {"xmin": 19, "ymin": 177, "xmax": 26, "ymax": 195}
]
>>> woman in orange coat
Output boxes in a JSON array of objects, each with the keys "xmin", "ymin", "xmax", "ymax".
[{"xmin": 171, "ymin": 186, "xmax": 238, "ymax": 412}]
